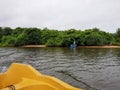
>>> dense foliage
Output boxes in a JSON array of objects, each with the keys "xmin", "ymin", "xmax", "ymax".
[{"xmin": 0, "ymin": 27, "xmax": 120, "ymax": 47}]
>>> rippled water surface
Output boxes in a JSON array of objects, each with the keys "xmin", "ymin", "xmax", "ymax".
[{"xmin": 0, "ymin": 47, "xmax": 120, "ymax": 90}]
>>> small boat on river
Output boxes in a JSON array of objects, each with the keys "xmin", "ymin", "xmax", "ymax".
[
  {"xmin": 70, "ymin": 40, "xmax": 77, "ymax": 48},
  {"xmin": 0, "ymin": 63, "xmax": 82, "ymax": 90}
]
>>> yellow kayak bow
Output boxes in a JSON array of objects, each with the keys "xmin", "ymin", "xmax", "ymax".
[{"xmin": 0, "ymin": 63, "xmax": 82, "ymax": 90}]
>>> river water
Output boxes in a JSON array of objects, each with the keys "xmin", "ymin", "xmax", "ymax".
[{"xmin": 0, "ymin": 47, "xmax": 120, "ymax": 90}]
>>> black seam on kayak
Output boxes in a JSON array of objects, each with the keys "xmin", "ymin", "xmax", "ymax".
[{"xmin": 8, "ymin": 85, "xmax": 15, "ymax": 90}]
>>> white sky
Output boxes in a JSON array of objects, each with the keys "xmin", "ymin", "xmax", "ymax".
[{"xmin": 0, "ymin": 0, "xmax": 120, "ymax": 33}]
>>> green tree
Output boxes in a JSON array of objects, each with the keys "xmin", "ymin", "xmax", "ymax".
[
  {"xmin": 41, "ymin": 29, "xmax": 59, "ymax": 45},
  {"xmin": 1, "ymin": 36, "xmax": 16, "ymax": 46},
  {"xmin": 23, "ymin": 28, "xmax": 41, "ymax": 45},
  {"xmin": 84, "ymin": 32, "xmax": 104, "ymax": 46},
  {"xmin": 15, "ymin": 32, "xmax": 26, "ymax": 46},
  {"xmin": 12, "ymin": 27, "xmax": 25, "ymax": 37},
  {"xmin": 0, "ymin": 27, "xmax": 12, "ymax": 43},
  {"xmin": 116, "ymin": 28, "xmax": 120, "ymax": 37},
  {"xmin": 1, "ymin": 27, "xmax": 12, "ymax": 36}
]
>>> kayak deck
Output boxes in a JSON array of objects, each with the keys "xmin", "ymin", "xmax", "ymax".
[{"xmin": 0, "ymin": 63, "xmax": 82, "ymax": 90}]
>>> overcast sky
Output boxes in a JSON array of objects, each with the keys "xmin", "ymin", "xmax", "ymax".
[{"xmin": 0, "ymin": 0, "xmax": 120, "ymax": 33}]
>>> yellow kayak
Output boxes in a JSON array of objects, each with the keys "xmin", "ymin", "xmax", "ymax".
[{"xmin": 0, "ymin": 63, "xmax": 82, "ymax": 90}]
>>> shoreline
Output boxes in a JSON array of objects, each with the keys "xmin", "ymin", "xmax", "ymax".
[
  {"xmin": 21, "ymin": 45, "xmax": 120, "ymax": 48},
  {"xmin": 77, "ymin": 46, "xmax": 120, "ymax": 48},
  {"xmin": 1, "ymin": 45, "xmax": 120, "ymax": 48},
  {"xmin": 21, "ymin": 45, "xmax": 47, "ymax": 48}
]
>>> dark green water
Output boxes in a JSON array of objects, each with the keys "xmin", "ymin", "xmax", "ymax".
[{"xmin": 0, "ymin": 47, "xmax": 120, "ymax": 90}]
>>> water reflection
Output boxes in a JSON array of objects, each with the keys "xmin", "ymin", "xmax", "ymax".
[{"xmin": 0, "ymin": 47, "xmax": 120, "ymax": 90}]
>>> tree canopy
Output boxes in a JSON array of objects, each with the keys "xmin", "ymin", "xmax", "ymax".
[{"xmin": 0, "ymin": 27, "xmax": 119, "ymax": 47}]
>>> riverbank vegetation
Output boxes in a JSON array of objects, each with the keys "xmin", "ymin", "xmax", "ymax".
[{"xmin": 0, "ymin": 27, "xmax": 120, "ymax": 47}]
